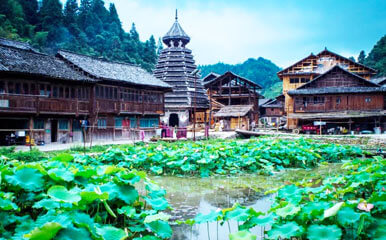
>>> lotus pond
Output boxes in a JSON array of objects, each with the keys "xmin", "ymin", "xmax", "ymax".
[{"xmin": 0, "ymin": 138, "xmax": 384, "ymax": 240}]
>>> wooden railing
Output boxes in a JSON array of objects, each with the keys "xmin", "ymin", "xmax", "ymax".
[
  {"xmin": 0, "ymin": 94, "xmax": 164, "ymax": 115},
  {"xmin": 0, "ymin": 94, "xmax": 90, "ymax": 115}
]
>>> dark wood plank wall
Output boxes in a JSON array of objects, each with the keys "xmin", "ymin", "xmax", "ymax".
[{"xmin": 294, "ymin": 94, "xmax": 384, "ymax": 113}]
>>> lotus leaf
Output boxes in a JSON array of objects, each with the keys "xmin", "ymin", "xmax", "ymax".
[
  {"xmin": 145, "ymin": 220, "xmax": 172, "ymax": 239},
  {"xmin": 5, "ymin": 167, "xmax": 44, "ymax": 192},
  {"xmin": 194, "ymin": 210, "xmax": 221, "ymax": 223},
  {"xmin": 24, "ymin": 222, "xmax": 62, "ymax": 240},
  {"xmin": 33, "ymin": 199, "xmax": 60, "ymax": 210},
  {"xmin": 56, "ymin": 226, "xmax": 92, "ymax": 240},
  {"xmin": 307, "ymin": 224, "xmax": 342, "ymax": 240},
  {"xmin": 0, "ymin": 198, "xmax": 18, "ymax": 210},
  {"xmin": 144, "ymin": 212, "xmax": 171, "ymax": 223},
  {"xmin": 117, "ymin": 206, "xmax": 136, "ymax": 217},
  {"xmin": 267, "ymin": 221, "xmax": 304, "ymax": 239},
  {"xmin": 275, "ymin": 203, "xmax": 300, "ymax": 218},
  {"xmin": 48, "ymin": 168, "xmax": 74, "ymax": 182},
  {"xmin": 47, "ymin": 186, "xmax": 81, "ymax": 204},
  {"xmin": 96, "ymin": 226, "xmax": 127, "ymax": 240},
  {"xmin": 144, "ymin": 196, "xmax": 169, "ymax": 210},
  {"xmin": 337, "ymin": 207, "xmax": 361, "ymax": 226}
]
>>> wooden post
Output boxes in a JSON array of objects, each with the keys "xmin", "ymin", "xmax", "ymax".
[
  {"xmin": 319, "ymin": 118, "xmax": 322, "ymax": 135},
  {"xmin": 29, "ymin": 117, "xmax": 33, "ymax": 150},
  {"xmin": 228, "ymin": 77, "xmax": 231, "ymax": 106}
]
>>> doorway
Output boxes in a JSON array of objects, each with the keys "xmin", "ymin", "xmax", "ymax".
[
  {"xmin": 169, "ymin": 113, "xmax": 179, "ymax": 127},
  {"xmin": 51, "ymin": 119, "xmax": 58, "ymax": 142}
]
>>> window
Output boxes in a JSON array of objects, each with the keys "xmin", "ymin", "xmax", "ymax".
[
  {"xmin": 70, "ymin": 88, "xmax": 75, "ymax": 99},
  {"xmin": 365, "ymin": 97, "xmax": 372, "ymax": 103},
  {"xmin": 65, "ymin": 88, "xmax": 70, "ymax": 98},
  {"xmin": 72, "ymin": 119, "xmax": 82, "ymax": 131},
  {"xmin": 290, "ymin": 78, "xmax": 299, "ymax": 84},
  {"xmin": 336, "ymin": 97, "xmax": 341, "ymax": 105},
  {"xmin": 23, "ymin": 83, "xmax": 29, "ymax": 94},
  {"xmin": 40, "ymin": 84, "xmax": 45, "ymax": 96},
  {"xmin": 53, "ymin": 87, "xmax": 58, "ymax": 98},
  {"xmin": 8, "ymin": 82, "xmax": 14, "ymax": 94},
  {"xmin": 15, "ymin": 83, "xmax": 21, "ymax": 94},
  {"xmin": 47, "ymin": 86, "xmax": 51, "ymax": 97},
  {"xmin": 97, "ymin": 119, "xmax": 107, "ymax": 129},
  {"xmin": 95, "ymin": 86, "xmax": 100, "ymax": 98},
  {"xmin": 30, "ymin": 84, "xmax": 36, "ymax": 95},
  {"xmin": 115, "ymin": 117, "xmax": 123, "ymax": 129},
  {"xmin": 130, "ymin": 117, "xmax": 137, "ymax": 128},
  {"xmin": 313, "ymin": 96, "xmax": 325, "ymax": 104},
  {"xmin": 114, "ymin": 88, "xmax": 118, "ymax": 99},
  {"xmin": 0, "ymin": 82, "xmax": 4, "ymax": 93},
  {"xmin": 300, "ymin": 78, "xmax": 309, "ymax": 83},
  {"xmin": 59, "ymin": 87, "xmax": 64, "ymax": 98},
  {"xmin": 140, "ymin": 118, "xmax": 159, "ymax": 128},
  {"xmin": 34, "ymin": 119, "xmax": 45, "ymax": 129},
  {"xmin": 59, "ymin": 119, "xmax": 69, "ymax": 130}
]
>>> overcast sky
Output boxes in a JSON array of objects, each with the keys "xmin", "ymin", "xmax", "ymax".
[{"xmin": 68, "ymin": 0, "xmax": 386, "ymax": 68}]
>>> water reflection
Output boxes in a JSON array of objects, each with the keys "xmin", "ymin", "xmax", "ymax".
[{"xmin": 150, "ymin": 175, "xmax": 276, "ymax": 240}]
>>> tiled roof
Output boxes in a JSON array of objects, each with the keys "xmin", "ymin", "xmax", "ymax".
[
  {"xmin": 214, "ymin": 105, "xmax": 254, "ymax": 117},
  {"xmin": 57, "ymin": 50, "xmax": 171, "ymax": 89}
]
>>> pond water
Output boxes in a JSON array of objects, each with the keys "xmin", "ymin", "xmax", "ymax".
[
  {"xmin": 150, "ymin": 175, "xmax": 278, "ymax": 240},
  {"xmin": 149, "ymin": 164, "xmax": 344, "ymax": 240}
]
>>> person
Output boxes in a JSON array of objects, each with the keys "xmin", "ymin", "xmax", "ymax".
[{"xmin": 160, "ymin": 121, "xmax": 167, "ymax": 138}]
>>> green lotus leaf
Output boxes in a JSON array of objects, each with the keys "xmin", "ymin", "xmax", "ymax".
[
  {"xmin": 118, "ymin": 206, "xmax": 136, "ymax": 217},
  {"xmin": 229, "ymin": 230, "xmax": 257, "ymax": 240},
  {"xmin": 48, "ymin": 168, "xmax": 74, "ymax": 182},
  {"xmin": 5, "ymin": 168, "xmax": 44, "ymax": 192},
  {"xmin": 80, "ymin": 190, "xmax": 109, "ymax": 203},
  {"xmin": 307, "ymin": 224, "xmax": 342, "ymax": 240},
  {"xmin": 51, "ymin": 153, "xmax": 74, "ymax": 162},
  {"xmin": 225, "ymin": 206, "xmax": 251, "ymax": 221},
  {"xmin": 144, "ymin": 196, "xmax": 169, "ymax": 210},
  {"xmin": 97, "ymin": 165, "xmax": 123, "ymax": 175},
  {"xmin": 71, "ymin": 212, "xmax": 98, "ymax": 237},
  {"xmin": 300, "ymin": 201, "xmax": 331, "ymax": 220},
  {"xmin": 278, "ymin": 185, "xmax": 303, "ymax": 204},
  {"xmin": 194, "ymin": 210, "xmax": 221, "ymax": 223},
  {"xmin": 267, "ymin": 222, "xmax": 304, "ymax": 239},
  {"xmin": 145, "ymin": 220, "xmax": 172, "ymax": 239},
  {"xmin": 324, "ymin": 202, "xmax": 344, "ymax": 219},
  {"xmin": 75, "ymin": 167, "xmax": 97, "ymax": 179},
  {"xmin": 117, "ymin": 185, "xmax": 138, "ymax": 204},
  {"xmin": 96, "ymin": 226, "xmax": 127, "ymax": 240},
  {"xmin": 24, "ymin": 222, "xmax": 62, "ymax": 240},
  {"xmin": 150, "ymin": 166, "xmax": 163, "ymax": 175},
  {"xmin": 116, "ymin": 172, "xmax": 141, "ymax": 185},
  {"xmin": 275, "ymin": 203, "xmax": 300, "ymax": 218},
  {"xmin": 47, "ymin": 186, "xmax": 81, "ymax": 204},
  {"xmin": 240, "ymin": 213, "xmax": 274, "ymax": 230},
  {"xmin": 181, "ymin": 163, "xmax": 196, "ymax": 172},
  {"xmin": 33, "ymin": 199, "xmax": 60, "ymax": 210},
  {"xmin": 337, "ymin": 207, "xmax": 361, "ymax": 226},
  {"xmin": 0, "ymin": 198, "xmax": 18, "ymax": 211},
  {"xmin": 56, "ymin": 226, "xmax": 92, "ymax": 240},
  {"xmin": 144, "ymin": 212, "xmax": 172, "ymax": 223}
]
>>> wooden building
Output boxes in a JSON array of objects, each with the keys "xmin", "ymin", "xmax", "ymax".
[
  {"xmin": 0, "ymin": 38, "xmax": 171, "ymax": 145},
  {"xmin": 203, "ymin": 71, "xmax": 263, "ymax": 130},
  {"xmin": 153, "ymin": 12, "xmax": 209, "ymax": 128},
  {"xmin": 277, "ymin": 48, "xmax": 385, "ymax": 132},
  {"xmin": 287, "ymin": 65, "xmax": 385, "ymax": 132},
  {"xmin": 259, "ymin": 95, "xmax": 285, "ymax": 126}
]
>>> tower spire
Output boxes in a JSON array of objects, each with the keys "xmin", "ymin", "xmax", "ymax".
[{"xmin": 175, "ymin": 9, "xmax": 178, "ymax": 21}]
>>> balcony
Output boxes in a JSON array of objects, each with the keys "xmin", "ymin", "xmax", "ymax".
[{"xmin": 0, "ymin": 94, "xmax": 89, "ymax": 115}]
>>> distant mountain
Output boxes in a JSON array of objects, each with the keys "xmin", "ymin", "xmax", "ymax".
[{"xmin": 198, "ymin": 57, "xmax": 282, "ymax": 98}]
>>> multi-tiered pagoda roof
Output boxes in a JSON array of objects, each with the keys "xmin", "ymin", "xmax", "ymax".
[{"xmin": 153, "ymin": 12, "xmax": 209, "ymax": 110}]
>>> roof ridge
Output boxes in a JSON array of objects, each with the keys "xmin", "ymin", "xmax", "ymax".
[{"xmin": 58, "ymin": 49, "xmax": 138, "ymax": 67}]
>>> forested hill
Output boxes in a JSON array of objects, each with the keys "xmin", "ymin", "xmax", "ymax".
[
  {"xmin": 199, "ymin": 57, "xmax": 283, "ymax": 98},
  {"xmin": 0, "ymin": 0, "xmax": 161, "ymax": 71}
]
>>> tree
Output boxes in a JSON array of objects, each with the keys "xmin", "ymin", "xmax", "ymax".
[
  {"xmin": 157, "ymin": 37, "xmax": 163, "ymax": 55},
  {"xmin": 349, "ymin": 56, "xmax": 356, "ymax": 62},
  {"xmin": 39, "ymin": 0, "xmax": 64, "ymax": 44},
  {"xmin": 365, "ymin": 35, "xmax": 386, "ymax": 76},
  {"xmin": 130, "ymin": 23, "xmax": 139, "ymax": 42},
  {"xmin": 18, "ymin": 0, "xmax": 39, "ymax": 25},
  {"xmin": 358, "ymin": 50, "xmax": 366, "ymax": 64},
  {"xmin": 64, "ymin": 0, "xmax": 79, "ymax": 35}
]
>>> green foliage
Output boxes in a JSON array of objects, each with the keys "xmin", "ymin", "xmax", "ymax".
[
  {"xmin": 364, "ymin": 34, "xmax": 386, "ymax": 77},
  {"xmin": 0, "ymin": 153, "xmax": 172, "ymax": 239},
  {"xmin": 8, "ymin": 148, "xmax": 46, "ymax": 162},
  {"xmin": 0, "ymin": 0, "xmax": 158, "ymax": 72},
  {"xmin": 199, "ymin": 58, "xmax": 282, "ymax": 98},
  {"xmin": 191, "ymin": 155, "xmax": 385, "ymax": 239},
  {"xmin": 89, "ymin": 138, "xmax": 362, "ymax": 177}
]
